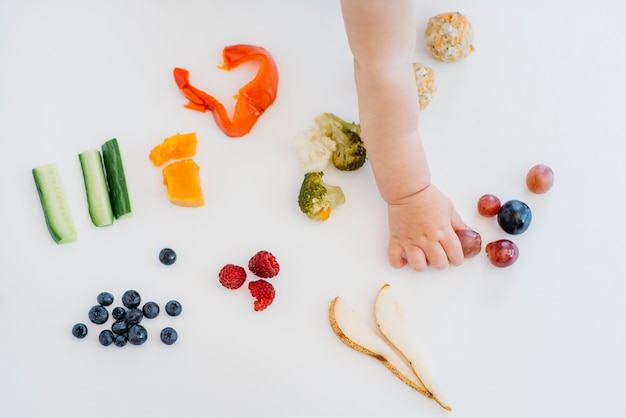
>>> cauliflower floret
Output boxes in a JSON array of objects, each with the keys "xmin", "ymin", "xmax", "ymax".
[{"xmin": 293, "ymin": 127, "xmax": 337, "ymax": 172}]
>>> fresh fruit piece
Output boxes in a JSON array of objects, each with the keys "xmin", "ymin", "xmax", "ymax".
[
  {"xmin": 142, "ymin": 301, "xmax": 160, "ymax": 319},
  {"xmin": 159, "ymin": 248, "xmax": 177, "ymax": 265},
  {"xmin": 78, "ymin": 149, "xmax": 114, "ymax": 227},
  {"xmin": 114, "ymin": 334, "xmax": 128, "ymax": 347},
  {"xmin": 32, "ymin": 164, "xmax": 77, "ymax": 244},
  {"xmin": 124, "ymin": 308, "xmax": 143, "ymax": 325},
  {"xmin": 122, "ymin": 290, "xmax": 141, "ymax": 309},
  {"xmin": 477, "ymin": 194, "xmax": 501, "ymax": 217},
  {"xmin": 162, "ymin": 159, "xmax": 204, "ymax": 207},
  {"xmin": 248, "ymin": 250, "xmax": 280, "ymax": 278},
  {"xmin": 99, "ymin": 330, "xmax": 115, "ymax": 346},
  {"xmin": 97, "ymin": 292, "xmax": 114, "ymax": 306},
  {"xmin": 88, "ymin": 305, "xmax": 109, "ymax": 325},
  {"xmin": 374, "ymin": 284, "xmax": 450, "ymax": 410},
  {"xmin": 497, "ymin": 200, "xmax": 532, "ymax": 235},
  {"xmin": 127, "ymin": 324, "xmax": 148, "ymax": 345},
  {"xmin": 248, "ymin": 280, "xmax": 275, "ymax": 311},
  {"xmin": 72, "ymin": 323, "xmax": 88, "ymax": 339},
  {"xmin": 486, "ymin": 239, "xmax": 519, "ymax": 267},
  {"xmin": 101, "ymin": 138, "xmax": 132, "ymax": 219},
  {"xmin": 150, "ymin": 132, "xmax": 198, "ymax": 166},
  {"xmin": 160, "ymin": 327, "xmax": 178, "ymax": 345},
  {"xmin": 219, "ymin": 264, "xmax": 247, "ymax": 289},
  {"xmin": 165, "ymin": 300, "xmax": 182, "ymax": 317},
  {"xmin": 111, "ymin": 306, "xmax": 126, "ymax": 322},
  {"xmin": 111, "ymin": 320, "xmax": 128, "ymax": 335},
  {"xmin": 526, "ymin": 164, "xmax": 554, "ymax": 194},
  {"xmin": 455, "ymin": 229, "xmax": 482, "ymax": 258},
  {"xmin": 329, "ymin": 297, "xmax": 438, "ymax": 405}
]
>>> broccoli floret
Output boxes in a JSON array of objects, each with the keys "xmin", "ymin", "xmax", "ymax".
[
  {"xmin": 298, "ymin": 172, "xmax": 345, "ymax": 221},
  {"xmin": 315, "ymin": 112, "xmax": 367, "ymax": 171}
]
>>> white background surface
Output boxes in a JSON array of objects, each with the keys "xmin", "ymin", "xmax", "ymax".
[{"xmin": 1, "ymin": 0, "xmax": 625, "ymax": 417}]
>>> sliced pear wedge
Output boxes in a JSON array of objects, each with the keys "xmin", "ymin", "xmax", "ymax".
[
  {"xmin": 375, "ymin": 284, "xmax": 451, "ymax": 411},
  {"xmin": 329, "ymin": 296, "xmax": 432, "ymax": 398}
]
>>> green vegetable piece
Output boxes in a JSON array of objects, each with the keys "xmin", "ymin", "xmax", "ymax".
[
  {"xmin": 298, "ymin": 172, "xmax": 345, "ymax": 221},
  {"xmin": 79, "ymin": 149, "xmax": 114, "ymax": 227},
  {"xmin": 101, "ymin": 138, "xmax": 132, "ymax": 219},
  {"xmin": 315, "ymin": 112, "xmax": 367, "ymax": 171},
  {"xmin": 32, "ymin": 164, "xmax": 77, "ymax": 244}
]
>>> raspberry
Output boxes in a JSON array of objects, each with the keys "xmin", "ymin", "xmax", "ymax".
[
  {"xmin": 248, "ymin": 250, "xmax": 280, "ymax": 278},
  {"xmin": 218, "ymin": 264, "xmax": 247, "ymax": 289},
  {"xmin": 248, "ymin": 280, "xmax": 275, "ymax": 311}
]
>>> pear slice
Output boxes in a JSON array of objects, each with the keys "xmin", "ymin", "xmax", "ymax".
[
  {"xmin": 328, "ymin": 296, "xmax": 432, "ymax": 398},
  {"xmin": 375, "ymin": 284, "xmax": 451, "ymax": 411}
]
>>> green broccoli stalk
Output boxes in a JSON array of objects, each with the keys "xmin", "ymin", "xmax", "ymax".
[
  {"xmin": 314, "ymin": 113, "xmax": 367, "ymax": 171},
  {"xmin": 298, "ymin": 172, "xmax": 345, "ymax": 221}
]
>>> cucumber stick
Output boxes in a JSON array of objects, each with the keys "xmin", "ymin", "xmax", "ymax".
[
  {"xmin": 32, "ymin": 164, "xmax": 77, "ymax": 244},
  {"xmin": 79, "ymin": 149, "xmax": 114, "ymax": 227},
  {"xmin": 101, "ymin": 138, "xmax": 132, "ymax": 219}
]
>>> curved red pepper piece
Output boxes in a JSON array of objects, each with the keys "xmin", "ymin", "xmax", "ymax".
[{"xmin": 173, "ymin": 44, "xmax": 279, "ymax": 138}]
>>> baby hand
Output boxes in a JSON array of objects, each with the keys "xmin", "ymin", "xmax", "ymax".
[{"xmin": 387, "ymin": 184, "xmax": 467, "ymax": 271}]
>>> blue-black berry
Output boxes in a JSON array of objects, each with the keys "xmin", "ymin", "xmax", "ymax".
[
  {"xmin": 97, "ymin": 292, "xmax": 114, "ymax": 306},
  {"xmin": 114, "ymin": 334, "xmax": 128, "ymax": 347},
  {"xmin": 99, "ymin": 330, "xmax": 114, "ymax": 346},
  {"xmin": 165, "ymin": 300, "xmax": 182, "ymax": 317},
  {"xmin": 111, "ymin": 320, "xmax": 128, "ymax": 335},
  {"xmin": 142, "ymin": 301, "xmax": 160, "ymax": 319},
  {"xmin": 72, "ymin": 323, "xmax": 88, "ymax": 339},
  {"xmin": 111, "ymin": 306, "xmax": 126, "ymax": 322},
  {"xmin": 122, "ymin": 290, "xmax": 141, "ymax": 309},
  {"xmin": 127, "ymin": 325, "xmax": 148, "ymax": 345},
  {"xmin": 159, "ymin": 248, "xmax": 177, "ymax": 266},
  {"xmin": 160, "ymin": 327, "xmax": 178, "ymax": 345},
  {"xmin": 124, "ymin": 308, "xmax": 143, "ymax": 325},
  {"xmin": 88, "ymin": 305, "xmax": 109, "ymax": 325}
]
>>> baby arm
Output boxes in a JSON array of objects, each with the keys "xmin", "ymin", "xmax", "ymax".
[{"xmin": 340, "ymin": 0, "xmax": 467, "ymax": 271}]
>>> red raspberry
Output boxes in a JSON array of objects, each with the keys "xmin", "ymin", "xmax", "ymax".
[
  {"xmin": 248, "ymin": 279, "xmax": 275, "ymax": 311},
  {"xmin": 218, "ymin": 264, "xmax": 247, "ymax": 289},
  {"xmin": 248, "ymin": 250, "xmax": 280, "ymax": 278}
]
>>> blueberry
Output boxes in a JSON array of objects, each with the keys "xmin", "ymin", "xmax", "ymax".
[
  {"xmin": 111, "ymin": 306, "xmax": 126, "ymax": 322},
  {"xmin": 159, "ymin": 248, "xmax": 177, "ymax": 266},
  {"xmin": 96, "ymin": 291, "xmax": 114, "ymax": 306},
  {"xmin": 72, "ymin": 323, "xmax": 88, "ymax": 339},
  {"xmin": 497, "ymin": 200, "xmax": 532, "ymax": 235},
  {"xmin": 99, "ymin": 330, "xmax": 114, "ymax": 346},
  {"xmin": 114, "ymin": 334, "xmax": 128, "ymax": 347},
  {"xmin": 165, "ymin": 300, "xmax": 182, "ymax": 317},
  {"xmin": 142, "ymin": 301, "xmax": 160, "ymax": 319},
  {"xmin": 160, "ymin": 327, "xmax": 178, "ymax": 345},
  {"xmin": 122, "ymin": 290, "xmax": 141, "ymax": 309},
  {"xmin": 124, "ymin": 308, "xmax": 143, "ymax": 325},
  {"xmin": 88, "ymin": 305, "xmax": 109, "ymax": 325},
  {"xmin": 111, "ymin": 320, "xmax": 128, "ymax": 335},
  {"xmin": 127, "ymin": 325, "xmax": 148, "ymax": 345}
]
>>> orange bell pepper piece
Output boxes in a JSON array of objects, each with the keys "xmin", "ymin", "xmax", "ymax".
[{"xmin": 173, "ymin": 44, "xmax": 279, "ymax": 138}]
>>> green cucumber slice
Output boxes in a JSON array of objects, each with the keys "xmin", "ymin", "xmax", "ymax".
[
  {"xmin": 32, "ymin": 164, "xmax": 77, "ymax": 244},
  {"xmin": 101, "ymin": 138, "xmax": 132, "ymax": 219},
  {"xmin": 79, "ymin": 149, "xmax": 114, "ymax": 227}
]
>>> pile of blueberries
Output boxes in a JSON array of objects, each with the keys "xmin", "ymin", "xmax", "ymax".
[{"xmin": 71, "ymin": 290, "xmax": 181, "ymax": 347}]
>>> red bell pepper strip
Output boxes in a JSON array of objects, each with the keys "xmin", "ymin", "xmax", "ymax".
[{"xmin": 173, "ymin": 44, "xmax": 279, "ymax": 138}]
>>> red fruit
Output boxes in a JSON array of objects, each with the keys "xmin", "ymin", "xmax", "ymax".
[
  {"xmin": 248, "ymin": 250, "xmax": 280, "ymax": 278},
  {"xmin": 485, "ymin": 239, "xmax": 519, "ymax": 267},
  {"xmin": 218, "ymin": 264, "xmax": 247, "ymax": 289},
  {"xmin": 456, "ymin": 229, "xmax": 482, "ymax": 258},
  {"xmin": 526, "ymin": 164, "xmax": 554, "ymax": 194},
  {"xmin": 477, "ymin": 194, "xmax": 501, "ymax": 217},
  {"xmin": 248, "ymin": 279, "xmax": 275, "ymax": 311}
]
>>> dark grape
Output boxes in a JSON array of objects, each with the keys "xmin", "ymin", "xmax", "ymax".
[
  {"xmin": 526, "ymin": 164, "xmax": 554, "ymax": 194},
  {"xmin": 456, "ymin": 229, "xmax": 482, "ymax": 258},
  {"xmin": 497, "ymin": 200, "xmax": 532, "ymax": 235},
  {"xmin": 477, "ymin": 194, "xmax": 501, "ymax": 217},
  {"xmin": 159, "ymin": 248, "xmax": 177, "ymax": 266},
  {"xmin": 486, "ymin": 239, "xmax": 519, "ymax": 267}
]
